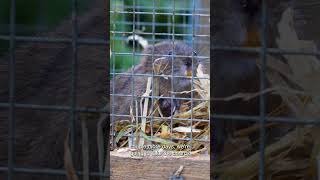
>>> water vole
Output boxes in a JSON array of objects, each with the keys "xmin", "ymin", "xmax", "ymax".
[{"xmin": 111, "ymin": 41, "xmax": 199, "ymax": 119}]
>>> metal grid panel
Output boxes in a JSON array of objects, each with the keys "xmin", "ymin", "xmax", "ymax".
[
  {"xmin": 0, "ymin": 0, "xmax": 109, "ymax": 179},
  {"xmin": 211, "ymin": 0, "xmax": 319, "ymax": 180},
  {"xmin": 110, "ymin": 0, "xmax": 210, "ymax": 151},
  {"xmin": 1, "ymin": 0, "xmax": 317, "ymax": 179}
]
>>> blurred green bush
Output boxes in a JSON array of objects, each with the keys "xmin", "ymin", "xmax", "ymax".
[
  {"xmin": 110, "ymin": 0, "xmax": 192, "ymax": 73},
  {"xmin": 0, "ymin": 0, "xmax": 89, "ymax": 55}
]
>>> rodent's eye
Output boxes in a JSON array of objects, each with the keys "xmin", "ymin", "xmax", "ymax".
[{"xmin": 184, "ymin": 61, "xmax": 192, "ymax": 66}]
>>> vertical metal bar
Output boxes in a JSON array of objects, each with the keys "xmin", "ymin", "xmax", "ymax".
[
  {"xmin": 167, "ymin": 14, "xmax": 171, "ymax": 39},
  {"xmin": 8, "ymin": 0, "xmax": 16, "ymax": 179},
  {"xmin": 150, "ymin": 0, "xmax": 156, "ymax": 139},
  {"xmin": 183, "ymin": 6, "xmax": 187, "ymax": 36},
  {"xmin": 81, "ymin": 119, "xmax": 89, "ymax": 180},
  {"xmin": 111, "ymin": 0, "xmax": 116, "ymax": 149},
  {"xmin": 136, "ymin": 0, "xmax": 140, "ymax": 32},
  {"xmin": 259, "ymin": 0, "xmax": 268, "ymax": 179},
  {"xmin": 170, "ymin": 0, "xmax": 176, "ymax": 141},
  {"xmin": 100, "ymin": 1, "xmax": 111, "ymax": 179},
  {"xmin": 188, "ymin": 0, "xmax": 194, "ymax": 43},
  {"xmin": 131, "ymin": 0, "xmax": 136, "ymax": 147},
  {"xmin": 190, "ymin": 0, "xmax": 196, "ymax": 151},
  {"xmin": 70, "ymin": 0, "xmax": 79, "ymax": 157}
]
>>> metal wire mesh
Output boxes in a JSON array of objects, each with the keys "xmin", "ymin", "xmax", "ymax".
[
  {"xmin": 1, "ymin": 0, "xmax": 318, "ymax": 179},
  {"xmin": 0, "ymin": 0, "xmax": 109, "ymax": 179},
  {"xmin": 110, "ymin": 0, "xmax": 210, "ymax": 152},
  {"xmin": 211, "ymin": 1, "xmax": 320, "ymax": 180}
]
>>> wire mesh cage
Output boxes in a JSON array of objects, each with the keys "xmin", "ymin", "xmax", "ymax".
[
  {"xmin": 212, "ymin": 0, "xmax": 320, "ymax": 179},
  {"xmin": 1, "ymin": 0, "xmax": 319, "ymax": 179},
  {"xmin": 110, "ymin": 0, "xmax": 210, "ymax": 157},
  {"xmin": 0, "ymin": 0, "xmax": 109, "ymax": 179}
]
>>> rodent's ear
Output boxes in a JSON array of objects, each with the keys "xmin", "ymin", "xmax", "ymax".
[
  {"xmin": 154, "ymin": 57, "xmax": 168, "ymax": 66},
  {"xmin": 153, "ymin": 57, "xmax": 169, "ymax": 74}
]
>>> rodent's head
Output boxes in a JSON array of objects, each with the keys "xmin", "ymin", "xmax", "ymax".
[
  {"xmin": 148, "ymin": 41, "xmax": 199, "ymax": 92},
  {"xmin": 214, "ymin": 0, "xmax": 291, "ymax": 47}
]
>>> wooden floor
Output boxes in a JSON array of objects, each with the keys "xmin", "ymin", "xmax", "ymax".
[{"xmin": 110, "ymin": 151, "xmax": 210, "ymax": 180}]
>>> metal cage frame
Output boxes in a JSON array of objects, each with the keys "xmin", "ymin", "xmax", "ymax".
[
  {"xmin": 0, "ymin": 0, "xmax": 109, "ymax": 179},
  {"xmin": 0, "ymin": 0, "xmax": 319, "ymax": 180},
  {"xmin": 110, "ymin": 0, "xmax": 210, "ymax": 153},
  {"xmin": 212, "ymin": 0, "xmax": 320, "ymax": 180}
]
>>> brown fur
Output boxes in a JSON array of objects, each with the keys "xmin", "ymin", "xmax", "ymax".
[{"xmin": 111, "ymin": 41, "xmax": 199, "ymax": 119}]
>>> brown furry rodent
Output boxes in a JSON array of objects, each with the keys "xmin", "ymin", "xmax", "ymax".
[
  {"xmin": 111, "ymin": 41, "xmax": 199, "ymax": 120},
  {"xmin": 0, "ymin": 1, "xmax": 107, "ymax": 179},
  {"xmin": 212, "ymin": 0, "xmax": 291, "ymax": 165}
]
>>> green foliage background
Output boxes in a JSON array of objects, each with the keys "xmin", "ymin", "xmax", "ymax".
[
  {"xmin": 0, "ymin": 0, "xmax": 89, "ymax": 55},
  {"xmin": 110, "ymin": 0, "xmax": 192, "ymax": 73},
  {"xmin": 0, "ymin": 0, "xmax": 193, "ymax": 73}
]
